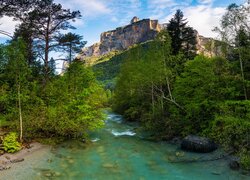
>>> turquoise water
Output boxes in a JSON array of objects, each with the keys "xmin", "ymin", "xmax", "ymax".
[{"xmin": 1, "ymin": 112, "xmax": 249, "ymax": 179}]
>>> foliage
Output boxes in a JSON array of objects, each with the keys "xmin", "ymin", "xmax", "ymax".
[
  {"xmin": 22, "ymin": 62, "xmax": 107, "ymax": 138},
  {"xmin": 0, "ymin": 39, "xmax": 106, "ymax": 140},
  {"xmin": 11, "ymin": 0, "xmax": 82, "ymax": 83},
  {"xmin": 214, "ymin": 3, "xmax": 250, "ymax": 100},
  {"xmin": 3, "ymin": 132, "xmax": 21, "ymax": 153},
  {"xmin": 210, "ymin": 101, "xmax": 250, "ymax": 170},
  {"xmin": 112, "ymin": 33, "xmax": 187, "ymax": 138},
  {"xmin": 173, "ymin": 56, "xmax": 237, "ymax": 135},
  {"xmin": 58, "ymin": 32, "xmax": 87, "ymax": 63},
  {"xmin": 167, "ymin": 9, "xmax": 197, "ymax": 59}
]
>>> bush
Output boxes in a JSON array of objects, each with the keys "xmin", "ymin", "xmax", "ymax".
[
  {"xmin": 3, "ymin": 132, "xmax": 21, "ymax": 153},
  {"xmin": 240, "ymin": 149, "xmax": 250, "ymax": 170},
  {"xmin": 210, "ymin": 101, "xmax": 250, "ymax": 170}
]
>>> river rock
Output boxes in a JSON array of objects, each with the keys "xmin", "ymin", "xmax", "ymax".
[
  {"xmin": 0, "ymin": 165, "xmax": 11, "ymax": 171},
  {"xmin": 169, "ymin": 137, "xmax": 182, "ymax": 145},
  {"xmin": 229, "ymin": 158, "xmax": 240, "ymax": 170},
  {"xmin": 181, "ymin": 135, "xmax": 217, "ymax": 153},
  {"xmin": 10, "ymin": 158, "xmax": 24, "ymax": 163}
]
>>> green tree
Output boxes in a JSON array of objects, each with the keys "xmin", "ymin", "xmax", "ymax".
[
  {"xmin": 58, "ymin": 32, "xmax": 86, "ymax": 64},
  {"xmin": 112, "ymin": 37, "xmax": 185, "ymax": 137},
  {"xmin": 22, "ymin": 62, "xmax": 107, "ymax": 138},
  {"xmin": 167, "ymin": 9, "xmax": 197, "ymax": 59},
  {"xmin": 173, "ymin": 56, "xmax": 237, "ymax": 135},
  {"xmin": 0, "ymin": 39, "xmax": 31, "ymax": 141},
  {"xmin": 214, "ymin": 3, "xmax": 250, "ymax": 100},
  {"xmin": 11, "ymin": 0, "xmax": 81, "ymax": 84},
  {"xmin": 0, "ymin": 0, "xmax": 35, "ymax": 38}
]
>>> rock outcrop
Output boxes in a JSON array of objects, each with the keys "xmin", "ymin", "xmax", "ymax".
[
  {"xmin": 77, "ymin": 16, "xmax": 222, "ymax": 62},
  {"xmin": 78, "ymin": 17, "xmax": 161, "ymax": 59}
]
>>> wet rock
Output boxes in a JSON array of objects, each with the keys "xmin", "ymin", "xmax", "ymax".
[
  {"xmin": 211, "ymin": 171, "xmax": 221, "ymax": 175},
  {"xmin": 229, "ymin": 158, "xmax": 240, "ymax": 170},
  {"xmin": 44, "ymin": 173, "xmax": 52, "ymax": 177},
  {"xmin": 55, "ymin": 153, "xmax": 64, "ymax": 158},
  {"xmin": 5, "ymin": 156, "xmax": 10, "ymax": 160},
  {"xmin": 47, "ymin": 159, "xmax": 53, "ymax": 163},
  {"xmin": 54, "ymin": 172, "xmax": 61, "ymax": 177},
  {"xmin": 67, "ymin": 159, "xmax": 75, "ymax": 164},
  {"xmin": 102, "ymin": 163, "xmax": 116, "ymax": 168},
  {"xmin": 169, "ymin": 137, "xmax": 182, "ymax": 145},
  {"xmin": 0, "ymin": 165, "xmax": 11, "ymax": 171},
  {"xmin": 10, "ymin": 158, "xmax": 24, "ymax": 163},
  {"xmin": 175, "ymin": 151, "xmax": 185, "ymax": 157},
  {"xmin": 181, "ymin": 135, "xmax": 217, "ymax": 153},
  {"xmin": 39, "ymin": 169, "xmax": 60, "ymax": 177}
]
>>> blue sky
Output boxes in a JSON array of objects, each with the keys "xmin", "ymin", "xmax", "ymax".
[
  {"xmin": 0, "ymin": 0, "xmax": 246, "ymax": 46},
  {"xmin": 54, "ymin": 0, "xmax": 246, "ymax": 46}
]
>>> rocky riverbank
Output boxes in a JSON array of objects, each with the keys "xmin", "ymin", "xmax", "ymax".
[{"xmin": 0, "ymin": 142, "xmax": 51, "ymax": 178}]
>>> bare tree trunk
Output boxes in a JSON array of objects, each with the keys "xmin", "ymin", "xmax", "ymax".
[
  {"xmin": 44, "ymin": 16, "xmax": 51, "ymax": 85},
  {"xmin": 151, "ymin": 82, "xmax": 155, "ymax": 115},
  {"xmin": 239, "ymin": 50, "xmax": 247, "ymax": 100},
  {"xmin": 166, "ymin": 77, "xmax": 173, "ymax": 100},
  {"xmin": 18, "ymin": 81, "xmax": 23, "ymax": 142}
]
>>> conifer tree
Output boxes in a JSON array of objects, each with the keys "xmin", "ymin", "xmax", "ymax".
[{"xmin": 167, "ymin": 9, "xmax": 197, "ymax": 59}]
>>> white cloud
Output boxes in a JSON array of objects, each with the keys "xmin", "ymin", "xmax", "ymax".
[
  {"xmin": 147, "ymin": 0, "xmax": 177, "ymax": 19},
  {"xmin": 160, "ymin": 1, "xmax": 226, "ymax": 38},
  {"xmin": 197, "ymin": 0, "xmax": 214, "ymax": 4},
  {"xmin": 0, "ymin": 16, "xmax": 18, "ymax": 38},
  {"xmin": 55, "ymin": 0, "xmax": 111, "ymax": 18},
  {"xmin": 183, "ymin": 5, "xmax": 226, "ymax": 37}
]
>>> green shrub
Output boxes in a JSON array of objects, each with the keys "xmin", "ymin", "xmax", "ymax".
[
  {"xmin": 210, "ymin": 101, "xmax": 250, "ymax": 170},
  {"xmin": 3, "ymin": 132, "xmax": 21, "ymax": 153},
  {"xmin": 240, "ymin": 149, "xmax": 250, "ymax": 170}
]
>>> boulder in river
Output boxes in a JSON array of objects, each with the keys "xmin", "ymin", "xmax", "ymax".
[
  {"xmin": 181, "ymin": 135, "xmax": 217, "ymax": 153},
  {"xmin": 229, "ymin": 157, "xmax": 240, "ymax": 170}
]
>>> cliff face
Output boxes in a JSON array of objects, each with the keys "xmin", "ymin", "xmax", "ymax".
[
  {"xmin": 78, "ymin": 17, "xmax": 161, "ymax": 59},
  {"xmin": 77, "ymin": 16, "xmax": 220, "ymax": 61}
]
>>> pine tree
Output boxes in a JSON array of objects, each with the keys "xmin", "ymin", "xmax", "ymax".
[
  {"xmin": 167, "ymin": 9, "xmax": 197, "ymax": 59},
  {"xmin": 58, "ymin": 32, "xmax": 86, "ymax": 64}
]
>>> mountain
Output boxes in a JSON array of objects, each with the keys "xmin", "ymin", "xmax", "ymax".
[{"xmin": 76, "ymin": 16, "xmax": 222, "ymax": 64}]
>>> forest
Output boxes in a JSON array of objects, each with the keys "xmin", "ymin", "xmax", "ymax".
[{"xmin": 0, "ymin": 0, "xmax": 249, "ymax": 172}]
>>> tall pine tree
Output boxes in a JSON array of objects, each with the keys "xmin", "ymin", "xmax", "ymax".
[{"xmin": 167, "ymin": 9, "xmax": 197, "ymax": 59}]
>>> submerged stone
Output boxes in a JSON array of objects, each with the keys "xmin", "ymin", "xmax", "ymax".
[
  {"xmin": 68, "ymin": 159, "xmax": 75, "ymax": 164},
  {"xmin": 10, "ymin": 158, "xmax": 24, "ymax": 163},
  {"xmin": 229, "ymin": 158, "xmax": 240, "ymax": 170},
  {"xmin": 181, "ymin": 135, "xmax": 217, "ymax": 153},
  {"xmin": 0, "ymin": 165, "xmax": 11, "ymax": 171}
]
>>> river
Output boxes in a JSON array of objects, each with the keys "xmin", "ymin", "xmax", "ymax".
[{"xmin": 0, "ymin": 111, "xmax": 248, "ymax": 179}]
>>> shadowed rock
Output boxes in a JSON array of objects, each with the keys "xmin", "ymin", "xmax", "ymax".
[
  {"xmin": 229, "ymin": 157, "xmax": 240, "ymax": 170},
  {"xmin": 181, "ymin": 135, "xmax": 217, "ymax": 153},
  {"xmin": 10, "ymin": 158, "xmax": 24, "ymax": 163}
]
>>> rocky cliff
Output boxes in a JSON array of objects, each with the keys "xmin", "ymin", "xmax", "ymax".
[
  {"xmin": 78, "ymin": 17, "xmax": 161, "ymax": 59},
  {"xmin": 77, "ymin": 16, "xmax": 221, "ymax": 61}
]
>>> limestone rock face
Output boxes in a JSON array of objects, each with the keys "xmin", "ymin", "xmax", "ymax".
[
  {"xmin": 78, "ymin": 16, "xmax": 222, "ymax": 61},
  {"xmin": 79, "ymin": 17, "xmax": 161, "ymax": 59},
  {"xmin": 196, "ymin": 35, "xmax": 223, "ymax": 57}
]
